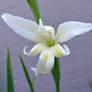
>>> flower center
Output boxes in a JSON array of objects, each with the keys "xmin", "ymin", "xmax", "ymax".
[
  {"xmin": 46, "ymin": 39, "xmax": 55, "ymax": 47},
  {"xmin": 45, "ymin": 30, "xmax": 55, "ymax": 47}
]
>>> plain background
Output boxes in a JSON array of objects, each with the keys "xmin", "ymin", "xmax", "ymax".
[{"xmin": 0, "ymin": 0, "xmax": 92, "ymax": 92}]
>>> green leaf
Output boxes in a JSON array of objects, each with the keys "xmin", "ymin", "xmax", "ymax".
[
  {"xmin": 7, "ymin": 49, "xmax": 15, "ymax": 92},
  {"xmin": 27, "ymin": 0, "xmax": 44, "ymax": 24},
  {"xmin": 52, "ymin": 57, "xmax": 60, "ymax": 92},
  {"xmin": 19, "ymin": 55, "xmax": 34, "ymax": 92}
]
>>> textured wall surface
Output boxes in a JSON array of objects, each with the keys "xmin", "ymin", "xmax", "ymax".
[{"xmin": 0, "ymin": 0, "xmax": 92, "ymax": 92}]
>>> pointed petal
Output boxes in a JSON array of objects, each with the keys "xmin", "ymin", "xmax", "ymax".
[
  {"xmin": 23, "ymin": 43, "xmax": 46, "ymax": 56},
  {"xmin": 1, "ymin": 13, "xmax": 44, "ymax": 43},
  {"xmin": 51, "ymin": 44, "xmax": 70, "ymax": 57},
  {"xmin": 56, "ymin": 21, "xmax": 92, "ymax": 43},
  {"xmin": 31, "ymin": 50, "xmax": 54, "ymax": 75}
]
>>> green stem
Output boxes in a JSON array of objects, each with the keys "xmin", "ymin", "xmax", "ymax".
[
  {"xmin": 27, "ymin": 0, "xmax": 44, "ymax": 24},
  {"xmin": 52, "ymin": 57, "xmax": 60, "ymax": 92}
]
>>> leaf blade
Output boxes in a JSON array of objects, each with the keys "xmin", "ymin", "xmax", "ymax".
[
  {"xmin": 19, "ymin": 55, "xmax": 34, "ymax": 92},
  {"xmin": 7, "ymin": 49, "xmax": 15, "ymax": 92}
]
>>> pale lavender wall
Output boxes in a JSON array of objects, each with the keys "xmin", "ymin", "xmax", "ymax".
[{"xmin": 0, "ymin": 0, "xmax": 92, "ymax": 92}]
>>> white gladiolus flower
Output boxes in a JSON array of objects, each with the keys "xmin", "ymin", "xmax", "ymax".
[{"xmin": 2, "ymin": 13, "xmax": 92, "ymax": 76}]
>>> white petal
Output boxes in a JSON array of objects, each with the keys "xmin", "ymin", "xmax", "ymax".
[
  {"xmin": 23, "ymin": 43, "xmax": 46, "ymax": 56},
  {"xmin": 31, "ymin": 50, "xmax": 54, "ymax": 75},
  {"xmin": 56, "ymin": 21, "xmax": 92, "ymax": 43},
  {"xmin": 1, "ymin": 13, "xmax": 44, "ymax": 43},
  {"xmin": 51, "ymin": 44, "xmax": 70, "ymax": 57}
]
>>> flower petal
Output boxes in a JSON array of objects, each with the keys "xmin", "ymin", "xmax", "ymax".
[
  {"xmin": 23, "ymin": 43, "xmax": 46, "ymax": 56},
  {"xmin": 1, "ymin": 13, "xmax": 44, "ymax": 43},
  {"xmin": 31, "ymin": 50, "xmax": 54, "ymax": 75},
  {"xmin": 51, "ymin": 44, "xmax": 70, "ymax": 57},
  {"xmin": 56, "ymin": 21, "xmax": 92, "ymax": 43}
]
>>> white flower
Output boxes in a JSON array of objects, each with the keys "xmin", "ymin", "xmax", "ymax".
[{"xmin": 2, "ymin": 13, "xmax": 92, "ymax": 76}]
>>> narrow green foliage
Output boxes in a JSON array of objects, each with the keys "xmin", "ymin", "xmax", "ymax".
[
  {"xmin": 7, "ymin": 49, "xmax": 15, "ymax": 92},
  {"xmin": 52, "ymin": 57, "xmax": 60, "ymax": 92},
  {"xmin": 19, "ymin": 55, "xmax": 34, "ymax": 92},
  {"xmin": 27, "ymin": 0, "xmax": 44, "ymax": 24}
]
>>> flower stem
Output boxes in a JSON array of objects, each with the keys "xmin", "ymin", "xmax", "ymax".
[{"xmin": 52, "ymin": 57, "xmax": 60, "ymax": 92}]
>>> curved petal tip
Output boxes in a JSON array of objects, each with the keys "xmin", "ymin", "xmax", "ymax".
[
  {"xmin": 1, "ymin": 13, "xmax": 10, "ymax": 20},
  {"xmin": 1, "ymin": 13, "xmax": 6, "ymax": 19},
  {"xmin": 23, "ymin": 46, "xmax": 30, "ymax": 56},
  {"xmin": 63, "ymin": 45, "xmax": 70, "ymax": 55}
]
